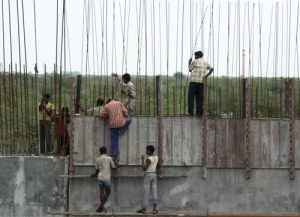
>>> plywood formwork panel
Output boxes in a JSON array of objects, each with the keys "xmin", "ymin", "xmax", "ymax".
[
  {"xmin": 269, "ymin": 120, "xmax": 281, "ymax": 168},
  {"xmin": 208, "ymin": 119, "xmax": 217, "ymax": 167},
  {"xmin": 252, "ymin": 120, "xmax": 270, "ymax": 168},
  {"xmin": 162, "ymin": 117, "xmax": 173, "ymax": 165},
  {"xmin": 227, "ymin": 119, "xmax": 245, "ymax": 168},
  {"xmin": 295, "ymin": 120, "xmax": 300, "ymax": 168},
  {"xmin": 190, "ymin": 118, "xmax": 202, "ymax": 165},
  {"xmin": 169, "ymin": 118, "xmax": 184, "ymax": 166},
  {"xmin": 127, "ymin": 118, "xmax": 139, "ymax": 165},
  {"xmin": 279, "ymin": 120, "xmax": 290, "ymax": 168},
  {"xmin": 136, "ymin": 117, "xmax": 150, "ymax": 164},
  {"xmin": 215, "ymin": 119, "xmax": 227, "ymax": 167},
  {"xmin": 235, "ymin": 119, "xmax": 246, "ymax": 168}
]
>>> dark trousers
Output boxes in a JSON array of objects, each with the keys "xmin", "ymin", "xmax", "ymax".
[
  {"xmin": 110, "ymin": 117, "xmax": 132, "ymax": 156},
  {"xmin": 188, "ymin": 82, "xmax": 204, "ymax": 116},
  {"xmin": 39, "ymin": 120, "xmax": 52, "ymax": 153}
]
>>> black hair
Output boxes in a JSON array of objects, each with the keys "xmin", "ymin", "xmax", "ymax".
[
  {"xmin": 62, "ymin": 107, "xmax": 69, "ymax": 113},
  {"xmin": 146, "ymin": 145, "xmax": 155, "ymax": 154},
  {"xmin": 99, "ymin": 146, "xmax": 107, "ymax": 154},
  {"xmin": 96, "ymin": 98, "xmax": 104, "ymax": 106},
  {"xmin": 122, "ymin": 73, "xmax": 131, "ymax": 82},
  {"xmin": 194, "ymin": 51, "xmax": 203, "ymax": 59},
  {"xmin": 43, "ymin": 93, "xmax": 51, "ymax": 99}
]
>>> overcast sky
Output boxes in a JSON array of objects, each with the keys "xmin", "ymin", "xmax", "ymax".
[{"xmin": 0, "ymin": 0, "xmax": 299, "ymax": 77}]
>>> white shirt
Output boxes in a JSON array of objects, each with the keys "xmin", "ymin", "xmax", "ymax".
[
  {"xmin": 95, "ymin": 154, "xmax": 115, "ymax": 181},
  {"xmin": 145, "ymin": 155, "xmax": 158, "ymax": 173}
]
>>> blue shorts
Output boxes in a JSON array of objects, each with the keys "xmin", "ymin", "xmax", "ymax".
[{"xmin": 97, "ymin": 180, "xmax": 112, "ymax": 187}]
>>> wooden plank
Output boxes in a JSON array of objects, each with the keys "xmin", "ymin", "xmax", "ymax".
[
  {"xmin": 181, "ymin": 117, "xmax": 193, "ymax": 165},
  {"xmin": 162, "ymin": 117, "xmax": 173, "ymax": 165},
  {"xmin": 170, "ymin": 118, "xmax": 183, "ymax": 165},
  {"xmin": 251, "ymin": 120, "xmax": 261, "ymax": 168},
  {"xmin": 260, "ymin": 121, "xmax": 270, "ymax": 168},
  {"xmin": 137, "ymin": 117, "xmax": 150, "ymax": 164},
  {"xmin": 73, "ymin": 116, "xmax": 85, "ymax": 164},
  {"xmin": 279, "ymin": 120, "xmax": 290, "ymax": 168},
  {"xmin": 208, "ymin": 119, "xmax": 216, "ymax": 167},
  {"xmin": 295, "ymin": 120, "xmax": 300, "ymax": 168},
  {"xmin": 252, "ymin": 120, "xmax": 270, "ymax": 168},
  {"xmin": 127, "ymin": 118, "xmax": 139, "ymax": 165},
  {"xmin": 215, "ymin": 119, "xmax": 227, "ymax": 167},
  {"xmin": 191, "ymin": 118, "xmax": 202, "ymax": 165},
  {"xmin": 227, "ymin": 119, "xmax": 237, "ymax": 168},
  {"xmin": 235, "ymin": 119, "xmax": 246, "ymax": 168},
  {"xmin": 269, "ymin": 120, "xmax": 280, "ymax": 168}
]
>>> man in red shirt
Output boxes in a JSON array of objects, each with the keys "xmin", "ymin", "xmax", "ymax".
[{"xmin": 100, "ymin": 99, "xmax": 131, "ymax": 165}]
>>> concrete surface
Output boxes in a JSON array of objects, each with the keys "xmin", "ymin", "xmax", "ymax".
[
  {"xmin": 69, "ymin": 166, "xmax": 300, "ymax": 213},
  {"xmin": 0, "ymin": 156, "xmax": 68, "ymax": 217},
  {"xmin": 73, "ymin": 117, "xmax": 300, "ymax": 168},
  {"xmin": 1, "ymin": 117, "xmax": 300, "ymax": 216}
]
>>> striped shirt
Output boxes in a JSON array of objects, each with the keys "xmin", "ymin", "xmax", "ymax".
[
  {"xmin": 100, "ymin": 100, "xmax": 127, "ymax": 128},
  {"xmin": 189, "ymin": 58, "xmax": 212, "ymax": 83}
]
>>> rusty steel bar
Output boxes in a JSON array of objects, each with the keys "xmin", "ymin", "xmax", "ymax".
[
  {"xmin": 202, "ymin": 78, "xmax": 208, "ymax": 179},
  {"xmin": 287, "ymin": 79, "xmax": 296, "ymax": 179},
  {"xmin": 156, "ymin": 75, "xmax": 163, "ymax": 167},
  {"xmin": 244, "ymin": 78, "xmax": 252, "ymax": 179},
  {"xmin": 75, "ymin": 75, "xmax": 82, "ymax": 114}
]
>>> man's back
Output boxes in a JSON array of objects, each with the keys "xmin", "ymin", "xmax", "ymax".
[
  {"xmin": 100, "ymin": 100, "xmax": 127, "ymax": 128},
  {"xmin": 189, "ymin": 58, "xmax": 212, "ymax": 83},
  {"xmin": 96, "ymin": 154, "xmax": 115, "ymax": 181}
]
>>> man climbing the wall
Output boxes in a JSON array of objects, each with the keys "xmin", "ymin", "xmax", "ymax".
[
  {"xmin": 112, "ymin": 73, "xmax": 136, "ymax": 114},
  {"xmin": 91, "ymin": 146, "xmax": 115, "ymax": 212},
  {"xmin": 188, "ymin": 51, "xmax": 214, "ymax": 117},
  {"xmin": 100, "ymin": 99, "xmax": 132, "ymax": 166},
  {"xmin": 86, "ymin": 98, "xmax": 104, "ymax": 116}
]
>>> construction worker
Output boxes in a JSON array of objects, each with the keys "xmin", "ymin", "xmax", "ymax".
[
  {"xmin": 188, "ymin": 51, "xmax": 214, "ymax": 117},
  {"xmin": 91, "ymin": 146, "xmax": 116, "ymax": 213}
]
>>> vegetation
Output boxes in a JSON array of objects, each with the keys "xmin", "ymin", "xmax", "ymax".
[{"xmin": 0, "ymin": 71, "xmax": 299, "ymax": 153}]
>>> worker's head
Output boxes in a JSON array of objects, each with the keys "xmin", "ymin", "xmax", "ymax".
[
  {"xmin": 42, "ymin": 93, "xmax": 51, "ymax": 103},
  {"xmin": 194, "ymin": 51, "xmax": 203, "ymax": 59},
  {"xmin": 99, "ymin": 146, "xmax": 107, "ymax": 154},
  {"xmin": 96, "ymin": 98, "xmax": 104, "ymax": 106},
  {"xmin": 146, "ymin": 145, "xmax": 155, "ymax": 155},
  {"xmin": 62, "ymin": 106, "xmax": 69, "ymax": 114},
  {"xmin": 122, "ymin": 73, "xmax": 131, "ymax": 84}
]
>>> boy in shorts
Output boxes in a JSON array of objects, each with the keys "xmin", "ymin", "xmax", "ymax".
[{"xmin": 91, "ymin": 146, "xmax": 115, "ymax": 212}]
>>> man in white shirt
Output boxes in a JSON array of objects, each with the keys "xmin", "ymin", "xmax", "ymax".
[
  {"xmin": 188, "ymin": 51, "xmax": 214, "ymax": 116},
  {"xmin": 137, "ymin": 145, "xmax": 160, "ymax": 214},
  {"xmin": 112, "ymin": 73, "xmax": 136, "ymax": 114},
  {"xmin": 91, "ymin": 146, "xmax": 115, "ymax": 212}
]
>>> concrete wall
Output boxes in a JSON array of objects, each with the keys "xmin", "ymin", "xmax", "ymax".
[
  {"xmin": 0, "ymin": 156, "xmax": 68, "ymax": 217},
  {"xmin": 70, "ymin": 166, "xmax": 300, "ymax": 212},
  {"xmin": 73, "ymin": 116, "xmax": 300, "ymax": 168},
  {"xmin": 70, "ymin": 116, "xmax": 300, "ymax": 213},
  {"xmin": 1, "ymin": 117, "xmax": 300, "ymax": 216}
]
